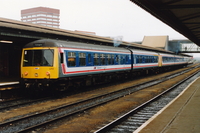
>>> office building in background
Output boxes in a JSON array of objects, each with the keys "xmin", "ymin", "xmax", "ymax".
[{"xmin": 21, "ymin": 7, "xmax": 60, "ymax": 28}]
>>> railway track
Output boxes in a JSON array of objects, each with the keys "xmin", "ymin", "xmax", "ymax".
[
  {"xmin": 93, "ymin": 70, "xmax": 200, "ymax": 133},
  {"xmin": 0, "ymin": 97, "xmax": 51, "ymax": 112},
  {"xmin": 0, "ymin": 65, "xmax": 199, "ymax": 133}
]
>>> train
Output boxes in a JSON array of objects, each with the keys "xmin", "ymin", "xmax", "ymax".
[{"xmin": 20, "ymin": 39, "xmax": 192, "ymax": 91}]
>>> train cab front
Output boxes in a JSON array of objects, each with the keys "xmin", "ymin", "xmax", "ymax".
[{"xmin": 20, "ymin": 47, "xmax": 59, "ymax": 91}]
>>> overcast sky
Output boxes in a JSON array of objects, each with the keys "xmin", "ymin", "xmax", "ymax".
[{"xmin": 0, "ymin": 0, "xmax": 188, "ymax": 42}]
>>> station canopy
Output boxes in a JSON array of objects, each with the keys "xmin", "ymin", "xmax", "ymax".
[{"xmin": 131, "ymin": 0, "xmax": 200, "ymax": 46}]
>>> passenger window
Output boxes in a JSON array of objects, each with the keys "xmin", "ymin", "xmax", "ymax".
[
  {"xmin": 94, "ymin": 53, "xmax": 100, "ymax": 65},
  {"xmin": 67, "ymin": 52, "xmax": 76, "ymax": 67},
  {"xmin": 101, "ymin": 54, "xmax": 106, "ymax": 65},
  {"xmin": 79, "ymin": 52, "xmax": 86, "ymax": 66}
]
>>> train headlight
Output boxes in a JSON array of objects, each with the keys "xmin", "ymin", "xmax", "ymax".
[
  {"xmin": 46, "ymin": 71, "xmax": 50, "ymax": 76},
  {"xmin": 24, "ymin": 72, "xmax": 28, "ymax": 76},
  {"xmin": 35, "ymin": 73, "xmax": 38, "ymax": 77}
]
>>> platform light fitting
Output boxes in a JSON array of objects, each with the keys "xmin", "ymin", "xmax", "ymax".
[{"xmin": 0, "ymin": 40, "xmax": 13, "ymax": 43}]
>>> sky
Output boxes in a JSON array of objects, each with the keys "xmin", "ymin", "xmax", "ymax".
[
  {"xmin": 0, "ymin": 0, "xmax": 187, "ymax": 42},
  {"xmin": 1, "ymin": 0, "xmax": 199, "ymax": 57}
]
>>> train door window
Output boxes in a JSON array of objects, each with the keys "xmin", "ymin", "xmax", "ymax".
[
  {"xmin": 87, "ymin": 53, "xmax": 93, "ymax": 66},
  {"xmin": 121, "ymin": 55, "xmax": 125, "ymax": 64},
  {"xmin": 79, "ymin": 52, "xmax": 86, "ymax": 66},
  {"xmin": 67, "ymin": 52, "xmax": 76, "ymax": 67},
  {"xmin": 107, "ymin": 54, "xmax": 111, "ymax": 65},
  {"xmin": 150, "ymin": 56, "xmax": 152, "ymax": 63},
  {"xmin": 137, "ymin": 56, "xmax": 139, "ymax": 63},
  {"xmin": 111, "ymin": 55, "xmax": 114, "ymax": 65},
  {"xmin": 145, "ymin": 56, "xmax": 147, "ymax": 63},
  {"xmin": 115, "ymin": 55, "xmax": 119, "ymax": 64},
  {"xmin": 125, "ymin": 55, "xmax": 129, "ymax": 64},
  {"xmin": 120, "ymin": 55, "xmax": 123, "ymax": 64},
  {"xmin": 149, "ymin": 56, "xmax": 151, "ymax": 63},
  {"xmin": 135, "ymin": 55, "xmax": 138, "ymax": 63},
  {"xmin": 139, "ymin": 56, "xmax": 143, "ymax": 63},
  {"xmin": 104, "ymin": 54, "xmax": 108, "ymax": 65},
  {"xmin": 94, "ymin": 53, "xmax": 100, "ymax": 66},
  {"xmin": 118, "ymin": 55, "xmax": 121, "ymax": 64},
  {"xmin": 148, "ymin": 56, "xmax": 150, "ymax": 63}
]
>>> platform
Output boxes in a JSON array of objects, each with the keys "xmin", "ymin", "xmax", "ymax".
[
  {"xmin": 0, "ymin": 77, "xmax": 19, "ymax": 87},
  {"xmin": 135, "ymin": 77, "xmax": 200, "ymax": 133}
]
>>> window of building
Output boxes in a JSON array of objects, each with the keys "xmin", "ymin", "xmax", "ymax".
[
  {"xmin": 37, "ymin": 14, "xmax": 46, "ymax": 17},
  {"xmin": 53, "ymin": 15, "xmax": 59, "ymax": 18},
  {"xmin": 47, "ymin": 15, "xmax": 52, "ymax": 17}
]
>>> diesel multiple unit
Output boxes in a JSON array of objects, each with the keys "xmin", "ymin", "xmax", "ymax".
[{"xmin": 20, "ymin": 39, "xmax": 192, "ymax": 91}]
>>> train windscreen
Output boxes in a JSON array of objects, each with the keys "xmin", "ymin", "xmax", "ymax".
[{"xmin": 23, "ymin": 49, "xmax": 54, "ymax": 66}]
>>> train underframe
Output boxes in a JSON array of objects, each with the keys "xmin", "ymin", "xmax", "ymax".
[{"xmin": 20, "ymin": 64, "xmax": 187, "ymax": 94}]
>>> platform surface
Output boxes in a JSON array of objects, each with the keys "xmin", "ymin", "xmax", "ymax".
[
  {"xmin": 135, "ymin": 77, "xmax": 200, "ymax": 133},
  {"xmin": 0, "ymin": 77, "xmax": 19, "ymax": 86}
]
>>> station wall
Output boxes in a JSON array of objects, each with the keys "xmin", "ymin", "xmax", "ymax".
[{"xmin": 0, "ymin": 44, "xmax": 22, "ymax": 78}]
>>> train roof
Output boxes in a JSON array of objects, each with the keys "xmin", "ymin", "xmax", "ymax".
[
  {"xmin": 24, "ymin": 39, "xmax": 130, "ymax": 53},
  {"xmin": 24, "ymin": 39, "xmax": 193, "ymax": 57}
]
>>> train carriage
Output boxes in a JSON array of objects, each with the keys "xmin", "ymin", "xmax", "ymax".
[
  {"xmin": 21, "ymin": 39, "xmax": 132, "ymax": 90},
  {"xmin": 58, "ymin": 41, "xmax": 132, "ymax": 78},
  {"xmin": 130, "ymin": 49, "xmax": 159, "ymax": 69},
  {"xmin": 20, "ymin": 39, "xmax": 192, "ymax": 91}
]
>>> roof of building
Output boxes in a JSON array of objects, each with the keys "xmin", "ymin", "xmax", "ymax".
[
  {"xmin": 0, "ymin": 17, "xmax": 175, "ymax": 54},
  {"xmin": 142, "ymin": 36, "xmax": 168, "ymax": 49},
  {"xmin": 131, "ymin": 0, "xmax": 200, "ymax": 46}
]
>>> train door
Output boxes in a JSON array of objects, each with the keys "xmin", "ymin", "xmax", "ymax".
[{"xmin": 158, "ymin": 54, "xmax": 162, "ymax": 67}]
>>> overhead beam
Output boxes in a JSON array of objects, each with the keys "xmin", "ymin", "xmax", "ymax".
[{"xmin": 160, "ymin": 4, "xmax": 200, "ymax": 10}]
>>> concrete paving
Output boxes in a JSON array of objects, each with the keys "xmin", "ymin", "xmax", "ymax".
[{"xmin": 135, "ymin": 77, "xmax": 200, "ymax": 133}]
